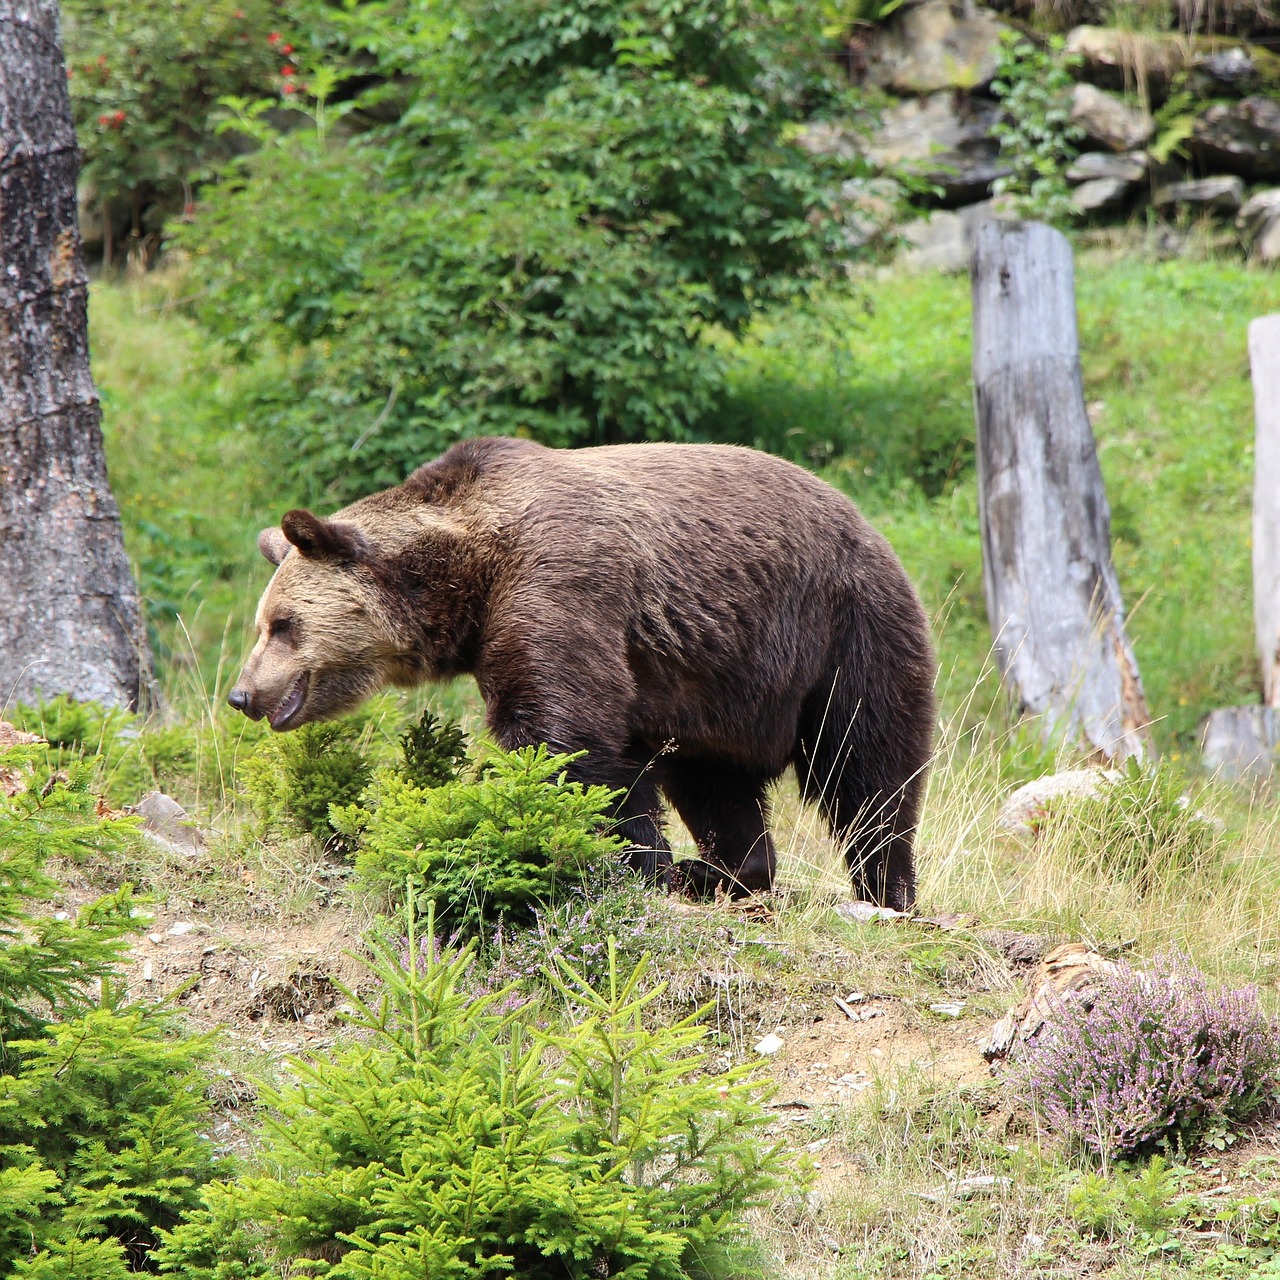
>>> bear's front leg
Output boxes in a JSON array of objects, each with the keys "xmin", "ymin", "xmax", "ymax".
[{"xmin": 480, "ymin": 681, "xmax": 674, "ymax": 887}]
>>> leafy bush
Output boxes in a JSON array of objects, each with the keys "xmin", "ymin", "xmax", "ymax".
[
  {"xmin": 990, "ymin": 33, "xmax": 1083, "ymax": 223},
  {"xmin": 63, "ymin": 0, "xmax": 302, "ymax": 261},
  {"xmin": 155, "ymin": 918, "xmax": 784, "ymax": 1278},
  {"xmin": 338, "ymin": 745, "xmax": 621, "ymax": 936},
  {"xmin": 239, "ymin": 717, "xmax": 374, "ymax": 846},
  {"xmin": 184, "ymin": 0, "xmax": 849, "ymax": 502},
  {"xmin": 0, "ymin": 745, "xmax": 217, "ymax": 1273},
  {"xmin": 1017, "ymin": 950, "xmax": 1280, "ymax": 1158}
]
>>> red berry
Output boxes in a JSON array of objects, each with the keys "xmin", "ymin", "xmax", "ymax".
[
  {"xmin": 233, "ymin": 7, "xmax": 245, "ymax": 16},
  {"xmin": 282, "ymin": 43, "xmax": 294, "ymax": 54},
  {"xmin": 282, "ymin": 82, "xmax": 297, "ymax": 94},
  {"xmin": 113, "ymin": 110, "xmax": 125, "ymax": 122},
  {"xmin": 281, "ymin": 63, "xmax": 295, "ymax": 75},
  {"xmin": 267, "ymin": 30, "xmax": 280, "ymax": 43},
  {"xmin": 97, "ymin": 114, "xmax": 110, "ymax": 125}
]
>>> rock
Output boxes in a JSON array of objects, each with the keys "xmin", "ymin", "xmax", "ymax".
[
  {"xmin": 983, "ymin": 942, "xmax": 1117, "ymax": 1061},
  {"xmin": 1072, "ymin": 176, "xmax": 1136, "ymax": 214},
  {"xmin": 1066, "ymin": 25, "xmax": 1186, "ymax": 93},
  {"xmin": 1065, "ymin": 150, "xmax": 1148, "ymax": 184},
  {"xmin": 1238, "ymin": 188, "xmax": 1280, "ymax": 262},
  {"xmin": 795, "ymin": 120, "xmax": 866, "ymax": 163},
  {"xmin": 835, "ymin": 177, "xmax": 905, "ymax": 250},
  {"xmin": 135, "ymin": 790, "xmax": 204, "ymax": 854},
  {"xmin": 863, "ymin": 0, "xmax": 1008, "ymax": 94},
  {"xmin": 1071, "ymin": 83, "xmax": 1154, "ymax": 152},
  {"xmin": 1066, "ymin": 27, "xmax": 1280, "ymax": 97},
  {"xmin": 754, "ymin": 1031, "xmax": 785, "ymax": 1055},
  {"xmin": 1155, "ymin": 174, "xmax": 1245, "ymax": 214},
  {"xmin": 995, "ymin": 767, "xmax": 1121, "ymax": 835},
  {"xmin": 1200, "ymin": 706, "xmax": 1279, "ymax": 778},
  {"xmin": 834, "ymin": 900, "xmax": 908, "ymax": 923},
  {"xmin": 896, "ymin": 196, "xmax": 1017, "ymax": 273},
  {"xmin": 1191, "ymin": 96, "xmax": 1280, "ymax": 180},
  {"xmin": 865, "ymin": 92, "xmax": 1011, "ymax": 207}
]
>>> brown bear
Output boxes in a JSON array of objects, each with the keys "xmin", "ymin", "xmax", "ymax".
[{"xmin": 228, "ymin": 437, "xmax": 935, "ymax": 909}]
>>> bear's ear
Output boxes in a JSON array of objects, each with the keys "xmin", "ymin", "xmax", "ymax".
[
  {"xmin": 280, "ymin": 509, "xmax": 370, "ymax": 563},
  {"xmin": 257, "ymin": 527, "xmax": 291, "ymax": 566}
]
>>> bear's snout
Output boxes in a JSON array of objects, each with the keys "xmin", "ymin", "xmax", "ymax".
[{"xmin": 227, "ymin": 686, "xmax": 257, "ymax": 717}]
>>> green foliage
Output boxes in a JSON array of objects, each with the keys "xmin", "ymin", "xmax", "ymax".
[
  {"xmin": 0, "ymin": 748, "xmax": 218, "ymax": 1273},
  {"xmin": 156, "ymin": 917, "xmax": 784, "ymax": 1278},
  {"xmin": 398, "ymin": 709, "xmax": 472, "ymax": 790},
  {"xmin": 63, "ymin": 0, "xmax": 300, "ymax": 254},
  {"xmin": 1067, "ymin": 1158, "xmax": 1198, "ymax": 1242},
  {"xmin": 338, "ymin": 745, "xmax": 621, "ymax": 936},
  {"xmin": 1041, "ymin": 758, "xmax": 1223, "ymax": 889},
  {"xmin": 989, "ymin": 33, "xmax": 1084, "ymax": 223},
  {"xmin": 0, "ymin": 746, "xmax": 140, "ymax": 1042},
  {"xmin": 239, "ymin": 718, "xmax": 374, "ymax": 846},
  {"xmin": 183, "ymin": 0, "xmax": 849, "ymax": 501}
]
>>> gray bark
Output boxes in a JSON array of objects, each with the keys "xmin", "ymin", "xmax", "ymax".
[
  {"xmin": 971, "ymin": 219, "xmax": 1151, "ymax": 760},
  {"xmin": 0, "ymin": 0, "xmax": 153, "ymax": 711},
  {"xmin": 1251, "ymin": 313, "xmax": 1280, "ymax": 708},
  {"xmin": 1200, "ymin": 706, "xmax": 1277, "ymax": 781}
]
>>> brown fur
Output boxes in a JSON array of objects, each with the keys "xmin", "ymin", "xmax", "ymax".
[{"xmin": 229, "ymin": 437, "xmax": 936, "ymax": 909}]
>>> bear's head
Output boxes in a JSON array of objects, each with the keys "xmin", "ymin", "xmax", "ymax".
[{"xmin": 227, "ymin": 508, "xmax": 424, "ymax": 731}]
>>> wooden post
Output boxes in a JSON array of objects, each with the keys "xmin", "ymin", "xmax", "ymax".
[
  {"xmin": 1197, "ymin": 315, "xmax": 1280, "ymax": 780},
  {"xmin": 1252, "ymin": 314, "xmax": 1280, "ymax": 709},
  {"xmin": 971, "ymin": 220, "xmax": 1151, "ymax": 760}
]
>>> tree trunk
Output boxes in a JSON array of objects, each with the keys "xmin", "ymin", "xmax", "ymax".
[
  {"xmin": 1251, "ymin": 313, "xmax": 1280, "ymax": 709},
  {"xmin": 0, "ymin": 0, "xmax": 153, "ymax": 711},
  {"xmin": 971, "ymin": 219, "xmax": 1150, "ymax": 760}
]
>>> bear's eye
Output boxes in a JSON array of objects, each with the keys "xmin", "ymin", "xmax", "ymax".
[{"xmin": 268, "ymin": 616, "xmax": 295, "ymax": 640}]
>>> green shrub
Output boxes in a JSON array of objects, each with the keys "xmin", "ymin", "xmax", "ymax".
[
  {"xmin": 183, "ymin": 0, "xmax": 849, "ymax": 502},
  {"xmin": 239, "ymin": 717, "xmax": 374, "ymax": 847},
  {"xmin": 1040, "ymin": 758, "xmax": 1223, "ymax": 890},
  {"xmin": 337, "ymin": 745, "xmax": 621, "ymax": 936},
  {"xmin": 990, "ymin": 33, "xmax": 1084, "ymax": 224},
  {"xmin": 63, "ymin": 0, "xmax": 304, "ymax": 259},
  {"xmin": 0, "ymin": 745, "xmax": 218, "ymax": 1272},
  {"xmin": 155, "ymin": 916, "xmax": 785, "ymax": 1278}
]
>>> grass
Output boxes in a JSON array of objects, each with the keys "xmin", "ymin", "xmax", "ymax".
[{"xmin": 73, "ymin": 246, "xmax": 1280, "ymax": 1279}]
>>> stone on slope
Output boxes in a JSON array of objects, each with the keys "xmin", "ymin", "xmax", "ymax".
[
  {"xmin": 1071, "ymin": 83, "xmax": 1154, "ymax": 152},
  {"xmin": 1065, "ymin": 150, "xmax": 1148, "ymax": 184},
  {"xmin": 862, "ymin": 0, "xmax": 1008, "ymax": 94},
  {"xmin": 1191, "ymin": 96, "xmax": 1280, "ymax": 180},
  {"xmin": 1155, "ymin": 174, "xmax": 1245, "ymax": 214},
  {"xmin": 1237, "ymin": 188, "xmax": 1280, "ymax": 262}
]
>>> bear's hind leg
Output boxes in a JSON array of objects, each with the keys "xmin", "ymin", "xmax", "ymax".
[
  {"xmin": 795, "ymin": 689, "xmax": 927, "ymax": 912},
  {"xmin": 658, "ymin": 759, "xmax": 776, "ymax": 899}
]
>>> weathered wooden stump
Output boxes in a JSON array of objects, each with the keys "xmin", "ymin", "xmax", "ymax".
[
  {"xmin": 1199, "ymin": 312, "xmax": 1280, "ymax": 780},
  {"xmin": 971, "ymin": 220, "xmax": 1151, "ymax": 760}
]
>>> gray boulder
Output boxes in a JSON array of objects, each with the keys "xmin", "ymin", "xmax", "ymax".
[
  {"xmin": 1191, "ymin": 96, "xmax": 1280, "ymax": 180},
  {"xmin": 1155, "ymin": 175, "xmax": 1246, "ymax": 214},
  {"xmin": 1071, "ymin": 83, "xmax": 1154, "ymax": 153},
  {"xmin": 1237, "ymin": 188, "xmax": 1280, "ymax": 262},
  {"xmin": 1072, "ymin": 176, "xmax": 1135, "ymax": 214},
  {"xmin": 863, "ymin": 1, "xmax": 1008, "ymax": 94},
  {"xmin": 866, "ymin": 92, "xmax": 1011, "ymax": 207},
  {"xmin": 896, "ymin": 197, "xmax": 1017, "ymax": 273},
  {"xmin": 1065, "ymin": 150, "xmax": 1148, "ymax": 184},
  {"xmin": 835, "ymin": 177, "xmax": 905, "ymax": 250}
]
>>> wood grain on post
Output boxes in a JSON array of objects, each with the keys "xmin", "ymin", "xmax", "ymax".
[
  {"xmin": 971, "ymin": 220, "xmax": 1150, "ymax": 759},
  {"xmin": 1251, "ymin": 314, "xmax": 1280, "ymax": 709}
]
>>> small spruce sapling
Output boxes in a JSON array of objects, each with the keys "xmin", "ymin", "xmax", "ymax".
[{"xmin": 155, "ymin": 906, "xmax": 787, "ymax": 1278}]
